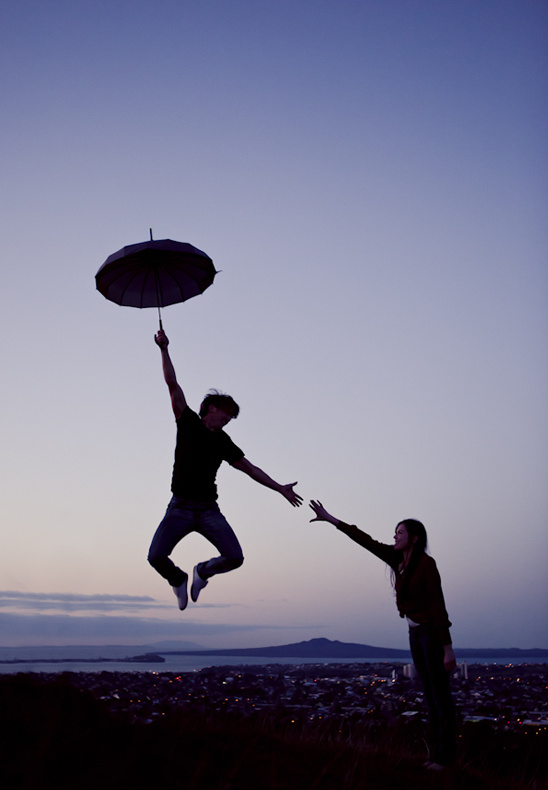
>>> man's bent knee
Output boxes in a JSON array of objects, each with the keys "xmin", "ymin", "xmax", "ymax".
[
  {"xmin": 148, "ymin": 551, "xmax": 166, "ymax": 572},
  {"xmin": 225, "ymin": 555, "xmax": 244, "ymax": 571}
]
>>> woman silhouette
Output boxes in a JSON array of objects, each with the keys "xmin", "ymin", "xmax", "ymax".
[{"xmin": 309, "ymin": 500, "xmax": 456, "ymax": 770}]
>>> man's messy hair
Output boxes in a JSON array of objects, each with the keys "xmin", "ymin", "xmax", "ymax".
[{"xmin": 199, "ymin": 389, "xmax": 240, "ymax": 419}]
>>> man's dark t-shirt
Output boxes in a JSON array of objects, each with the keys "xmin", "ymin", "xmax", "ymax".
[{"xmin": 171, "ymin": 407, "xmax": 244, "ymax": 501}]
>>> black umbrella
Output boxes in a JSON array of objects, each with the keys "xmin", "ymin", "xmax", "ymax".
[{"xmin": 95, "ymin": 233, "xmax": 217, "ymax": 328}]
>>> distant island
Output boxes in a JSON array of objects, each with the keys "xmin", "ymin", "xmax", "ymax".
[{"xmin": 163, "ymin": 637, "xmax": 548, "ymax": 660}]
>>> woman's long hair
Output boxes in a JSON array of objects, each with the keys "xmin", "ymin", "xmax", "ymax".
[
  {"xmin": 391, "ymin": 519, "xmax": 428, "ymax": 612},
  {"xmin": 400, "ymin": 519, "xmax": 428, "ymax": 557}
]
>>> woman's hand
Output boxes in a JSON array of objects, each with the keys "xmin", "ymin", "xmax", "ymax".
[
  {"xmin": 443, "ymin": 645, "xmax": 457, "ymax": 672},
  {"xmin": 309, "ymin": 500, "xmax": 338, "ymax": 526}
]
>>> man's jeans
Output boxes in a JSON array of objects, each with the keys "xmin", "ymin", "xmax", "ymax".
[
  {"xmin": 148, "ymin": 496, "xmax": 244, "ymax": 587},
  {"xmin": 409, "ymin": 623, "xmax": 456, "ymax": 766}
]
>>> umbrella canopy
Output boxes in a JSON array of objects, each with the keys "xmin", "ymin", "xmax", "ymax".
[{"xmin": 95, "ymin": 239, "xmax": 216, "ymax": 314}]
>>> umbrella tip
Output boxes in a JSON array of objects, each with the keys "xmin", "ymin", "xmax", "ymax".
[{"xmin": 149, "ymin": 228, "xmax": 153, "ymax": 241}]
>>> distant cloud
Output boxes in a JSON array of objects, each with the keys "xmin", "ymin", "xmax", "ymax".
[
  {"xmin": 0, "ymin": 611, "xmax": 263, "ymax": 640},
  {"xmin": 0, "ymin": 611, "xmax": 305, "ymax": 647},
  {"xmin": 0, "ymin": 591, "xmax": 318, "ymax": 647},
  {"xmin": 0, "ymin": 590, "xmax": 163, "ymax": 613},
  {"xmin": 0, "ymin": 591, "xmax": 238, "ymax": 614}
]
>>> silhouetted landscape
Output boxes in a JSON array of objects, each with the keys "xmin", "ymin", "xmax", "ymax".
[
  {"xmin": 1, "ymin": 637, "xmax": 547, "ymax": 666},
  {"xmin": 0, "ymin": 661, "xmax": 546, "ymax": 789}
]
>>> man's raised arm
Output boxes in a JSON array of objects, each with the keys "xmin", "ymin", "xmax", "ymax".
[
  {"xmin": 231, "ymin": 457, "xmax": 302, "ymax": 507},
  {"xmin": 154, "ymin": 330, "xmax": 187, "ymax": 419}
]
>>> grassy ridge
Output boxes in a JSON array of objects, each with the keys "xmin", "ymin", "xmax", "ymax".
[{"xmin": 0, "ymin": 673, "xmax": 544, "ymax": 789}]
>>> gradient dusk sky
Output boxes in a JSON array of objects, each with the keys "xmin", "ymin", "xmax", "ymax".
[{"xmin": 1, "ymin": 1, "xmax": 546, "ymax": 650}]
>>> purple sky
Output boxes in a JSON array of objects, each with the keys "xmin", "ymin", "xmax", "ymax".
[{"xmin": 1, "ymin": 1, "xmax": 546, "ymax": 650}]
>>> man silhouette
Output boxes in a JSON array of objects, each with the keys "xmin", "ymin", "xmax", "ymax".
[{"xmin": 148, "ymin": 330, "xmax": 302, "ymax": 609}]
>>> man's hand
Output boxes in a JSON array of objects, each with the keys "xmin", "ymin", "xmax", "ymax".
[
  {"xmin": 155, "ymin": 329, "xmax": 169, "ymax": 350},
  {"xmin": 280, "ymin": 482, "xmax": 302, "ymax": 507}
]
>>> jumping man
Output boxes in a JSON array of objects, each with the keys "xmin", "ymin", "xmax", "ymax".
[{"xmin": 148, "ymin": 330, "xmax": 302, "ymax": 610}]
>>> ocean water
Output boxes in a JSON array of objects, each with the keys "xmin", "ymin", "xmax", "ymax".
[{"xmin": 0, "ymin": 654, "xmax": 543, "ymax": 675}]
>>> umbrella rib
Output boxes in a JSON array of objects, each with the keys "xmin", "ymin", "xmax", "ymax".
[
  {"xmin": 161, "ymin": 259, "xmax": 214, "ymax": 303},
  {"xmin": 154, "ymin": 266, "xmax": 164, "ymax": 308},
  {"xmin": 161, "ymin": 265, "xmax": 188, "ymax": 303},
  {"xmin": 116, "ymin": 265, "xmax": 146, "ymax": 306}
]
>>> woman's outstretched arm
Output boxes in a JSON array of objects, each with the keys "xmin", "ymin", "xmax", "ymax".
[{"xmin": 309, "ymin": 500, "xmax": 397, "ymax": 566}]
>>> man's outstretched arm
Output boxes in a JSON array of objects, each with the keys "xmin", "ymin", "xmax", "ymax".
[
  {"xmin": 154, "ymin": 330, "xmax": 187, "ymax": 419},
  {"xmin": 231, "ymin": 457, "xmax": 302, "ymax": 507}
]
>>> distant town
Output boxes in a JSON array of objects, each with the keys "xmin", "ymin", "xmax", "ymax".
[{"xmin": 26, "ymin": 660, "xmax": 548, "ymax": 735}]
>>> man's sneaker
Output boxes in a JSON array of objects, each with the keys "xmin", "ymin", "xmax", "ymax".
[
  {"xmin": 172, "ymin": 574, "xmax": 188, "ymax": 611},
  {"xmin": 191, "ymin": 564, "xmax": 208, "ymax": 602}
]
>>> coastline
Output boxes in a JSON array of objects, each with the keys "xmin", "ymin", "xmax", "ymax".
[{"xmin": 0, "ymin": 653, "xmax": 545, "ymax": 675}]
